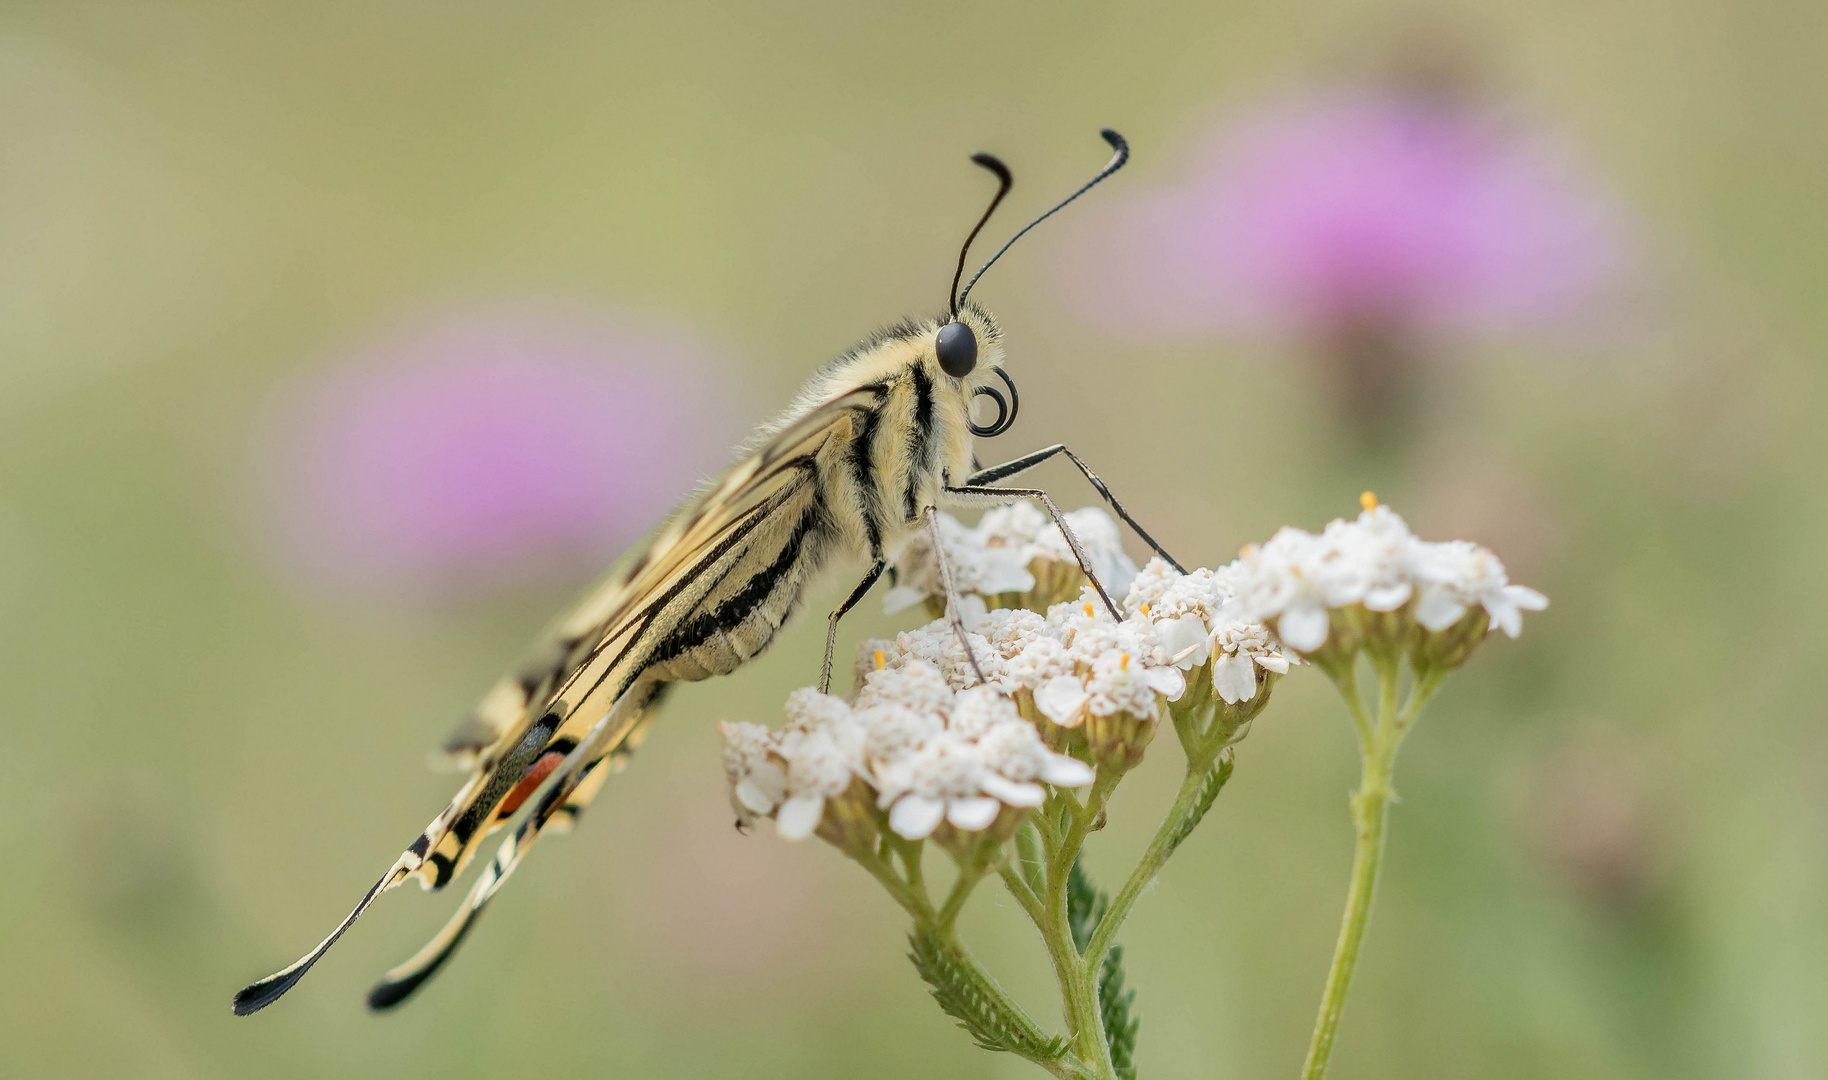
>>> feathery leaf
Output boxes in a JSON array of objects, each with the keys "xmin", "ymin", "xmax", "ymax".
[
  {"xmin": 1067, "ymin": 856, "xmax": 1109, "ymax": 954},
  {"xmin": 908, "ymin": 926, "xmax": 1070, "ymax": 1062},
  {"xmin": 1165, "ymin": 748, "xmax": 1235, "ymax": 858},
  {"xmin": 1098, "ymin": 945, "xmax": 1140, "ymax": 1080}
]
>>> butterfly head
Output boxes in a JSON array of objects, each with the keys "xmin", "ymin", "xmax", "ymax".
[{"xmin": 927, "ymin": 304, "xmax": 1015, "ymax": 439}]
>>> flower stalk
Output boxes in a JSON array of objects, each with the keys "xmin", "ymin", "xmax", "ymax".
[
  {"xmin": 1084, "ymin": 749, "xmax": 1234, "ymax": 974},
  {"xmin": 1039, "ymin": 784, "xmax": 1122, "ymax": 1079},
  {"xmin": 1300, "ymin": 657, "xmax": 1444, "ymax": 1080}
]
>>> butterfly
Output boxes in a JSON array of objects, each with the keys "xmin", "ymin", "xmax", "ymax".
[{"xmin": 234, "ymin": 128, "xmax": 1183, "ymax": 1015}]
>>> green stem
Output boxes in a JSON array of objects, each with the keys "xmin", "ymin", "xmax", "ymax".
[
  {"xmin": 1299, "ymin": 659, "xmax": 1445, "ymax": 1080},
  {"xmin": 897, "ymin": 836, "xmax": 928, "ymax": 895},
  {"xmin": 1052, "ymin": 769, "xmax": 1119, "ymax": 882},
  {"xmin": 1395, "ymin": 666, "xmax": 1446, "ymax": 739},
  {"xmin": 1048, "ymin": 900, "xmax": 1113, "ymax": 1078},
  {"xmin": 999, "ymin": 850, "xmax": 1114, "ymax": 1079},
  {"xmin": 1332, "ymin": 658, "xmax": 1376, "ymax": 754},
  {"xmin": 937, "ymin": 861, "xmax": 986, "ymax": 930},
  {"xmin": 1082, "ymin": 760, "xmax": 1211, "ymax": 972},
  {"xmin": 1299, "ymin": 740, "xmax": 1390, "ymax": 1080},
  {"xmin": 1024, "ymin": 776, "xmax": 1120, "ymax": 1080},
  {"xmin": 999, "ymin": 861, "xmax": 1047, "ymax": 926}
]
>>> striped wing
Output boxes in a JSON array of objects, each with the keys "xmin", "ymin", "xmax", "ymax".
[
  {"xmin": 233, "ymin": 386, "xmax": 879, "ymax": 1016},
  {"xmin": 366, "ymin": 683, "xmax": 667, "ymax": 1010}
]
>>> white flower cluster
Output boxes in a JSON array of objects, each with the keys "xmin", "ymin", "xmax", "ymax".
[
  {"xmin": 871, "ymin": 554, "xmax": 1296, "ymax": 715},
  {"xmin": 1123, "ymin": 559, "xmax": 1296, "ymax": 706},
  {"xmin": 1226, "ymin": 503, "xmax": 1547, "ymax": 653},
  {"xmin": 717, "ymin": 665, "xmax": 1093, "ymax": 843},
  {"xmin": 863, "ymin": 600, "xmax": 1189, "ymax": 728},
  {"xmin": 723, "ymin": 501, "xmax": 1538, "ymax": 847},
  {"xmin": 883, "ymin": 503, "xmax": 1139, "ymax": 620}
]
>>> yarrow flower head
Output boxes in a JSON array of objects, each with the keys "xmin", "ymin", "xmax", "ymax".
[
  {"xmin": 884, "ymin": 504, "xmax": 1139, "ymax": 624},
  {"xmin": 1227, "ymin": 494, "xmax": 1546, "ymax": 670},
  {"xmin": 1120, "ymin": 557, "xmax": 1294, "ymax": 752},
  {"xmin": 717, "ymin": 659, "xmax": 1092, "ymax": 850},
  {"xmin": 867, "ymin": 602, "xmax": 1187, "ymax": 772}
]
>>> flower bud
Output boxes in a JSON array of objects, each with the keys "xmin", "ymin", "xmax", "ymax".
[
  {"xmin": 1085, "ymin": 704, "xmax": 1155, "ymax": 772},
  {"xmin": 811, "ymin": 776, "xmax": 884, "ymax": 858},
  {"xmin": 933, "ymin": 803, "xmax": 1030, "ymax": 866},
  {"xmin": 1412, "ymin": 605, "xmax": 1490, "ymax": 672},
  {"xmin": 1023, "ymin": 554, "xmax": 1090, "ymax": 611}
]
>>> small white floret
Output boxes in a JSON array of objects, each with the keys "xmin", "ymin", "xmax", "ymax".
[
  {"xmin": 946, "ymin": 796, "xmax": 1003, "ymax": 831},
  {"xmin": 889, "ymin": 794, "xmax": 947, "ymax": 840},
  {"xmin": 774, "ymin": 795, "xmax": 825, "ymax": 841},
  {"xmin": 1036, "ymin": 674, "xmax": 1091, "ymax": 728}
]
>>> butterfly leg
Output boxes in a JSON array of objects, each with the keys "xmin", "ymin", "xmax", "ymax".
[
  {"xmin": 923, "ymin": 506, "xmax": 990, "ymax": 684},
  {"xmin": 366, "ymin": 683, "xmax": 666, "ymax": 1010},
  {"xmin": 944, "ymin": 483, "xmax": 1123, "ymax": 620},
  {"xmin": 966, "ymin": 443, "xmax": 1186, "ymax": 573},
  {"xmin": 820, "ymin": 559, "xmax": 887, "ymax": 695}
]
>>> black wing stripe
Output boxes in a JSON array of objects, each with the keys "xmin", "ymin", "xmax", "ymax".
[
  {"xmin": 554, "ymin": 452, "xmax": 822, "ymax": 699},
  {"xmin": 368, "ymin": 683, "xmax": 662, "ymax": 1010},
  {"xmin": 553, "ymin": 463, "xmax": 815, "ymax": 714},
  {"xmin": 652, "ymin": 488, "xmax": 824, "ymax": 661},
  {"xmin": 904, "ymin": 365, "xmax": 933, "ymax": 524},
  {"xmin": 847, "ymin": 402, "xmax": 882, "ymax": 555}
]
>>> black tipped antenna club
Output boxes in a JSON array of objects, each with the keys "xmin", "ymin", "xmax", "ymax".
[
  {"xmin": 941, "ymin": 129, "xmax": 1130, "ymax": 441},
  {"xmin": 957, "ymin": 129, "xmax": 1129, "ymax": 309}
]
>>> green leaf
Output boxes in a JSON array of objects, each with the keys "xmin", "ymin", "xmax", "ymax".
[
  {"xmin": 1164, "ymin": 749, "xmax": 1235, "ymax": 858},
  {"xmin": 1098, "ymin": 945, "xmax": 1140, "ymax": 1080},
  {"xmin": 1066, "ymin": 856, "xmax": 1109, "ymax": 954},
  {"xmin": 907, "ymin": 926, "xmax": 1070, "ymax": 1062}
]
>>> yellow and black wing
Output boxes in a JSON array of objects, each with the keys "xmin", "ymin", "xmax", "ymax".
[{"xmin": 233, "ymin": 386, "xmax": 881, "ymax": 1015}]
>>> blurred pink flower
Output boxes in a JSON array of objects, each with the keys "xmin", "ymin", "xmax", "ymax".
[
  {"xmin": 258, "ymin": 308, "xmax": 738, "ymax": 597},
  {"xmin": 1065, "ymin": 90, "xmax": 1623, "ymax": 345}
]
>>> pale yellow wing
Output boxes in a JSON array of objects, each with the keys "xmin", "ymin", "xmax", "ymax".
[{"xmin": 232, "ymin": 385, "xmax": 880, "ymax": 1016}]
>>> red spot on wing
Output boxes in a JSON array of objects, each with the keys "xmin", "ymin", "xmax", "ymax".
[{"xmin": 498, "ymin": 751, "xmax": 565, "ymax": 818}]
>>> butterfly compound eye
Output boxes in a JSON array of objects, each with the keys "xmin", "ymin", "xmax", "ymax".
[{"xmin": 935, "ymin": 321, "xmax": 978, "ymax": 378}]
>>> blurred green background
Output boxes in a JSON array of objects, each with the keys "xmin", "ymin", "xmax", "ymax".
[{"xmin": 3, "ymin": 2, "xmax": 1824, "ymax": 1078}]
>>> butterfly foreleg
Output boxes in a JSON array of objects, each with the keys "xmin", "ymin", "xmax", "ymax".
[
  {"xmin": 819, "ymin": 559, "xmax": 887, "ymax": 694},
  {"xmin": 944, "ymin": 482, "xmax": 1123, "ymax": 619},
  {"xmin": 922, "ymin": 506, "xmax": 991, "ymax": 685},
  {"xmin": 965, "ymin": 443, "xmax": 1186, "ymax": 573}
]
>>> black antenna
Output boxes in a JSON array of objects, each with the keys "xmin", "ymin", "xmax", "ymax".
[
  {"xmin": 950, "ymin": 153, "xmax": 1013, "ymax": 317},
  {"xmin": 957, "ymin": 129, "xmax": 1129, "ymax": 309}
]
